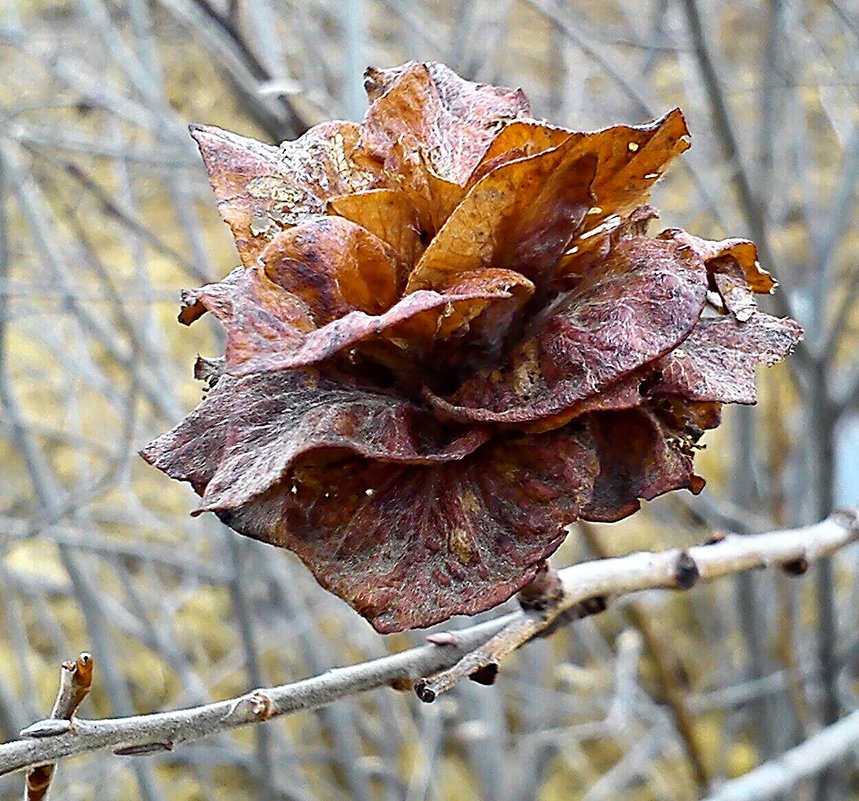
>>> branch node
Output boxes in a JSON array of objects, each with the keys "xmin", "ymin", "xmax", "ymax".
[
  {"xmin": 425, "ymin": 631, "xmax": 459, "ymax": 646},
  {"xmin": 782, "ymin": 555, "xmax": 810, "ymax": 576},
  {"xmin": 673, "ymin": 550, "xmax": 700, "ymax": 589},
  {"xmin": 413, "ymin": 680, "xmax": 436, "ymax": 704},
  {"xmin": 416, "ymin": 568, "xmax": 568, "ymax": 702},
  {"xmin": 579, "ymin": 595, "xmax": 608, "ymax": 616},
  {"xmin": 247, "ymin": 690, "xmax": 275, "ymax": 720},
  {"xmin": 517, "ymin": 562, "xmax": 563, "ymax": 611},
  {"xmin": 224, "ymin": 690, "xmax": 276, "ymax": 720},
  {"xmin": 19, "ymin": 720, "xmax": 73, "ymax": 739}
]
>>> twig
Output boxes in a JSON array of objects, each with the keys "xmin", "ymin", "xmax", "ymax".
[
  {"xmin": 0, "ymin": 511, "xmax": 856, "ymax": 778},
  {"xmin": 701, "ymin": 706, "xmax": 859, "ymax": 801},
  {"xmin": 415, "ymin": 563, "xmax": 568, "ymax": 702},
  {"xmin": 24, "ymin": 653, "xmax": 93, "ymax": 801},
  {"xmin": 415, "ymin": 614, "xmax": 549, "ymax": 702},
  {"xmin": 579, "ymin": 522, "xmax": 712, "ymax": 792},
  {"xmin": 416, "ymin": 511, "xmax": 857, "ymax": 702}
]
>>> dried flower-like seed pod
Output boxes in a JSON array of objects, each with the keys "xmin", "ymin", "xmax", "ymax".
[{"xmin": 142, "ymin": 62, "xmax": 802, "ymax": 633}]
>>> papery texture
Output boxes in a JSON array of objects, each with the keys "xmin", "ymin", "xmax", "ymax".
[{"xmin": 144, "ymin": 62, "xmax": 802, "ymax": 632}]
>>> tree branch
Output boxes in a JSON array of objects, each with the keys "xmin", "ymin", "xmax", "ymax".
[
  {"xmin": 702, "ymin": 706, "xmax": 859, "ymax": 801},
  {"xmin": 24, "ymin": 653, "xmax": 93, "ymax": 801},
  {"xmin": 579, "ymin": 521, "xmax": 712, "ymax": 792},
  {"xmin": 1, "ymin": 512, "xmax": 856, "ymax": 778}
]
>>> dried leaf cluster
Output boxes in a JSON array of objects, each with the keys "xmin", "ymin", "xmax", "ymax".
[{"xmin": 142, "ymin": 62, "xmax": 801, "ymax": 632}]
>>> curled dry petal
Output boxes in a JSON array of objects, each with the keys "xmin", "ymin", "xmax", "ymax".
[
  {"xmin": 362, "ymin": 62, "xmax": 530, "ymax": 185},
  {"xmin": 141, "ymin": 368, "xmax": 489, "ymax": 502},
  {"xmin": 327, "ymin": 189, "xmax": 423, "ymax": 265},
  {"xmin": 144, "ymin": 62, "xmax": 803, "ymax": 632},
  {"xmin": 180, "ymin": 220, "xmax": 524, "ymax": 376},
  {"xmin": 582, "ymin": 408, "xmax": 701, "ymax": 522},
  {"xmin": 652, "ymin": 313, "xmax": 803, "ymax": 404},
  {"xmin": 430, "ymin": 235, "xmax": 708, "ymax": 425},
  {"xmin": 208, "ymin": 428, "xmax": 600, "ymax": 633},
  {"xmin": 191, "ymin": 122, "xmax": 381, "ymax": 268},
  {"xmin": 406, "ymin": 141, "xmax": 597, "ymax": 292},
  {"xmin": 662, "ymin": 228, "xmax": 775, "ymax": 293}
]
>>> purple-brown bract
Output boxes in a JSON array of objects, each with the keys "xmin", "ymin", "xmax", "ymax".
[{"xmin": 142, "ymin": 62, "xmax": 802, "ymax": 632}]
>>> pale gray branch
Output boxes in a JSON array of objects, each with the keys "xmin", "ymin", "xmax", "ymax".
[
  {"xmin": 1, "ymin": 512, "xmax": 856, "ymax": 779},
  {"xmin": 702, "ymin": 706, "xmax": 859, "ymax": 801}
]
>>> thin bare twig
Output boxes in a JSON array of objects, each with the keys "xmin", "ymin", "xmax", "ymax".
[
  {"xmin": 579, "ymin": 522, "xmax": 712, "ymax": 792},
  {"xmin": 24, "ymin": 652, "xmax": 93, "ymax": 801},
  {"xmin": 702, "ymin": 706, "xmax": 859, "ymax": 801},
  {"xmin": 1, "ymin": 512, "xmax": 856, "ymax": 779},
  {"xmin": 417, "ymin": 511, "xmax": 858, "ymax": 701}
]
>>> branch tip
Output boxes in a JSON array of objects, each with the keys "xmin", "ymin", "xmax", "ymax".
[
  {"xmin": 413, "ymin": 681, "xmax": 437, "ymax": 704},
  {"xmin": 832, "ymin": 507, "xmax": 859, "ymax": 530},
  {"xmin": 24, "ymin": 652, "xmax": 94, "ymax": 801}
]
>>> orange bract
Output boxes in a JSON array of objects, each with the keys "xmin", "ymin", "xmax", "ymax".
[{"xmin": 143, "ymin": 62, "xmax": 802, "ymax": 632}]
